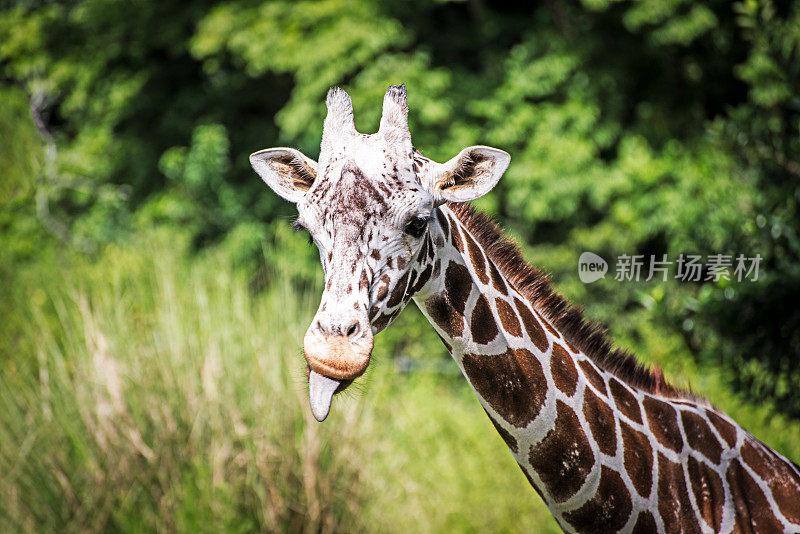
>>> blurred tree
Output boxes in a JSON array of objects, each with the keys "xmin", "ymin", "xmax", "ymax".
[{"xmin": 691, "ymin": 0, "xmax": 800, "ymax": 414}]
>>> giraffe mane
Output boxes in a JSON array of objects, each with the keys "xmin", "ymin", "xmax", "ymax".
[{"xmin": 447, "ymin": 201, "xmax": 707, "ymax": 404}]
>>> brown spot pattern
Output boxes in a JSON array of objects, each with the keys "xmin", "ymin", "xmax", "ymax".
[
  {"xmin": 741, "ymin": 439, "xmax": 800, "ymax": 524},
  {"xmin": 657, "ymin": 453, "xmax": 702, "ymax": 534},
  {"xmin": 462, "ymin": 348, "xmax": 546, "ymax": 429},
  {"xmin": 621, "ymin": 421, "xmax": 653, "ymax": 498},
  {"xmin": 425, "ymin": 294, "xmax": 464, "ymax": 338},
  {"xmin": 449, "ymin": 217, "xmax": 463, "ymax": 251},
  {"xmin": 579, "ymin": 359, "xmax": 607, "ymax": 396},
  {"xmin": 551, "ymin": 343, "xmax": 578, "ymax": 396},
  {"xmin": 416, "ymin": 235, "xmax": 429, "ymax": 264},
  {"xmin": 488, "ymin": 260, "xmax": 508, "ymax": 295},
  {"xmin": 435, "ymin": 208, "xmax": 449, "ymax": 238},
  {"xmin": 643, "ymin": 397, "xmax": 683, "ymax": 453},
  {"xmin": 528, "ymin": 400, "xmax": 595, "ymax": 502},
  {"xmin": 610, "ymin": 378, "xmax": 643, "ymax": 424},
  {"xmin": 470, "ymin": 294, "xmax": 498, "ymax": 345},
  {"xmin": 387, "ymin": 271, "xmax": 409, "ymax": 308},
  {"xmin": 485, "ymin": 411, "xmax": 518, "ymax": 454},
  {"xmin": 426, "ymin": 234, "xmax": 435, "ymax": 261},
  {"xmin": 444, "ymin": 262, "xmax": 472, "ymax": 315},
  {"xmin": 631, "ymin": 511, "xmax": 657, "ymax": 534},
  {"xmin": 372, "ymin": 312, "xmax": 393, "ymax": 331},
  {"xmin": 464, "ymin": 230, "xmax": 489, "ymax": 285},
  {"xmin": 726, "ymin": 458, "xmax": 783, "ymax": 532},
  {"xmin": 706, "ymin": 410, "xmax": 737, "ymax": 448},
  {"xmin": 583, "ymin": 387, "xmax": 617, "ymax": 456},
  {"xmin": 535, "ymin": 309, "xmax": 560, "ymax": 338},
  {"xmin": 495, "ymin": 298, "xmax": 522, "ymax": 337},
  {"xmin": 412, "ymin": 264, "xmax": 432, "ymax": 294},
  {"xmin": 514, "ymin": 298, "xmax": 549, "ymax": 351},
  {"xmin": 563, "ymin": 466, "xmax": 632, "ymax": 533},
  {"xmin": 376, "ymin": 274, "xmax": 390, "ymax": 301},
  {"xmin": 687, "ymin": 455, "xmax": 724, "ymax": 531},
  {"xmin": 403, "ymin": 269, "xmax": 419, "ymax": 302},
  {"xmin": 433, "ymin": 258, "xmax": 443, "ymax": 281},
  {"xmin": 680, "ymin": 410, "xmax": 722, "ymax": 464}
]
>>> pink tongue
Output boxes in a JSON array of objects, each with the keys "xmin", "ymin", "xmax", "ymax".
[{"xmin": 308, "ymin": 370, "xmax": 340, "ymax": 422}]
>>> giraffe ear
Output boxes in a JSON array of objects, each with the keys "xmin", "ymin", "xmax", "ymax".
[
  {"xmin": 424, "ymin": 146, "xmax": 510, "ymax": 204},
  {"xmin": 250, "ymin": 147, "xmax": 318, "ymax": 203}
]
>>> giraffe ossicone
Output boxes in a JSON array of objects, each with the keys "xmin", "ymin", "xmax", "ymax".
[{"xmin": 251, "ymin": 85, "xmax": 800, "ymax": 533}]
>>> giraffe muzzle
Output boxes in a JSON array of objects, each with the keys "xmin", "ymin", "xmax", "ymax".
[
  {"xmin": 303, "ymin": 333, "xmax": 373, "ymax": 380},
  {"xmin": 303, "ymin": 327, "xmax": 374, "ymax": 421}
]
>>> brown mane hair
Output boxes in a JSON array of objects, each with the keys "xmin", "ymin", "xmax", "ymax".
[{"xmin": 446, "ymin": 201, "xmax": 704, "ymax": 403}]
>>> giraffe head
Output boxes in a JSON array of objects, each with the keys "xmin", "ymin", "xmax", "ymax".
[{"xmin": 250, "ymin": 85, "xmax": 510, "ymax": 420}]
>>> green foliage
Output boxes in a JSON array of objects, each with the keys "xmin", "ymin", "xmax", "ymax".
[
  {"xmin": 0, "ymin": 85, "xmax": 39, "ymax": 202},
  {"xmin": 149, "ymin": 123, "xmax": 244, "ymax": 245}
]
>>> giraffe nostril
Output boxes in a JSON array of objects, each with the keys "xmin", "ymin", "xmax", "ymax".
[
  {"xmin": 316, "ymin": 320, "xmax": 328, "ymax": 335},
  {"xmin": 346, "ymin": 322, "xmax": 360, "ymax": 338}
]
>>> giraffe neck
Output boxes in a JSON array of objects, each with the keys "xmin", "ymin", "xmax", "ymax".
[{"xmin": 410, "ymin": 204, "xmax": 800, "ymax": 534}]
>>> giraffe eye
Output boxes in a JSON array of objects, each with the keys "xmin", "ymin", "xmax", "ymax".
[{"xmin": 404, "ymin": 215, "xmax": 429, "ymax": 238}]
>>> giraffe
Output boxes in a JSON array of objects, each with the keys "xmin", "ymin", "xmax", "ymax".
[{"xmin": 250, "ymin": 85, "xmax": 800, "ymax": 533}]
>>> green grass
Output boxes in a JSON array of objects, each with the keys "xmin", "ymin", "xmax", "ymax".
[{"xmin": 0, "ymin": 229, "xmax": 560, "ymax": 533}]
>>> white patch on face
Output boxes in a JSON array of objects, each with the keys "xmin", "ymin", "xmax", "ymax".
[{"xmin": 296, "ymin": 133, "xmax": 436, "ymax": 334}]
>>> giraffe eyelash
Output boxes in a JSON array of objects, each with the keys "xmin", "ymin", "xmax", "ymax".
[{"xmin": 292, "ymin": 219, "xmax": 314, "ymax": 245}]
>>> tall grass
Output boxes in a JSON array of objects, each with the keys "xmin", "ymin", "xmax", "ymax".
[{"xmin": 0, "ymin": 230, "xmax": 560, "ymax": 533}]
